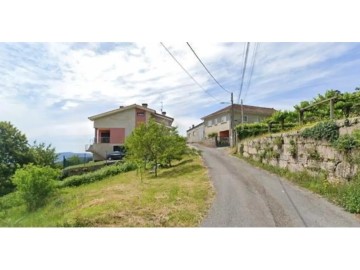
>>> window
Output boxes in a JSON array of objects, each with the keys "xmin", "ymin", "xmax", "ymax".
[
  {"xmin": 221, "ymin": 115, "xmax": 227, "ymax": 123},
  {"xmin": 243, "ymin": 115, "xmax": 248, "ymax": 122},
  {"xmin": 207, "ymin": 120, "xmax": 212, "ymax": 127},
  {"xmin": 137, "ymin": 112, "xmax": 145, "ymax": 116},
  {"xmin": 100, "ymin": 131, "xmax": 110, "ymax": 143},
  {"xmin": 214, "ymin": 118, "xmax": 218, "ymax": 125}
]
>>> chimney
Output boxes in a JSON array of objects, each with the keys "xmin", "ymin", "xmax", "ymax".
[
  {"xmin": 162, "ymin": 111, "xmax": 166, "ymax": 116},
  {"xmin": 119, "ymin": 105, "xmax": 124, "ymax": 108},
  {"xmin": 192, "ymin": 124, "xmax": 194, "ymax": 128},
  {"xmin": 142, "ymin": 103, "xmax": 148, "ymax": 108}
]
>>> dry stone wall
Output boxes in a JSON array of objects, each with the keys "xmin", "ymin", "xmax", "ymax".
[{"xmin": 238, "ymin": 117, "xmax": 360, "ymax": 183}]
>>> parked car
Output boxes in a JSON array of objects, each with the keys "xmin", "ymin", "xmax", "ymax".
[{"xmin": 106, "ymin": 151, "xmax": 125, "ymax": 160}]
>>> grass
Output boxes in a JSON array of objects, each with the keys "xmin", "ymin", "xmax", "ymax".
[
  {"xmin": 63, "ymin": 160, "xmax": 110, "ymax": 170},
  {"xmin": 0, "ymin": 154, "xmax": 214, "ymax": 227},
  {"xmin": 234, "ymin": 153, "xmax": 360, "ymax": 214}
]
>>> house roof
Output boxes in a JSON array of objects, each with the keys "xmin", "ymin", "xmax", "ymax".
[
  {"xmin": 88, "ymin": 104, "xmax": 174, "ymax": 122},
  {"xmin": 186, "ymin": 122, "xmax": 204, "ymax": 132},
  {"xmin": 201, "ymin": 104, "xmax": 276, "ymax": 120}
]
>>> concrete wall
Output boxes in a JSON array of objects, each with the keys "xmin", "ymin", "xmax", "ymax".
[
  {"xmin": 94, "ymin": 108, "xmax": 136, "ymax": 138},
  {"xmin": 204, "ymin": 112, "xmax": 269, "ymax": 138},
  {"xmin": 233, "ymin": 112, "xmax": 267, "ymax": 126},
  {"xmin": 187, "ymin": 123, "xmax": 205, "ymax": 143},
  {"xmin": 238, "ymin": 117, "xmax": 360, "ymax": 183}
]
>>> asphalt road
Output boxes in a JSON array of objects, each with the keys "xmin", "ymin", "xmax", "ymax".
[{"xmin": 196, "ymin": 144, "xmax": 360, "ymax": 227}]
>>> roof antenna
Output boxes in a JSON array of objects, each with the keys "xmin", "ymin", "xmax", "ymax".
[{"xmin": 160, "ymin": 101, "xmax": 163, "ymax": 112}]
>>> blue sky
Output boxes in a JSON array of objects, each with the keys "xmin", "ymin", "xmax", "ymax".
[{"xmin": 0, "ymin": 42, "xmax": 359, "ymax": 152}]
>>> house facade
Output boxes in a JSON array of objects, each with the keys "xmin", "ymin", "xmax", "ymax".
[
  {"xmin": 86, "ymin": 103, "xmax": 174, "ymax": 161},
  {"xmin": 201, "ymin": 104, "xmax": 276, "ymax": 146},
  {"xmin": 186, "ymin": 122, "xmax": 205, "ymax": 143}
]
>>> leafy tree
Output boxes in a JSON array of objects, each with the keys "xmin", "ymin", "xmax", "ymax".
[
  {"xmin": 161, "ymin": 127, "xmax": 187, "ymax": 167},
  {"xmin": 1, "ymin": 122, "xmax": 59, "ymax": 195},
  {"xmin": 0, "ymin": 121, "xmax": 32, "ymax": 195},
  {"xmin": 65, "ymin": 155, "xmax": 83, "ymax": 167},
  {"xmin": 270, "ymin": 110, "xmax": 288, "ymax": 130},
  {"xmin": 29, "ymin": 141, "xmax": 58, "ymax": 168},
  {"xmin": 12, "ymin": 164, "xmax": 59, "ymax": 211},
  {"xmin": 125, "ymin": 119, "xmax": 187, "ymax": 177}
]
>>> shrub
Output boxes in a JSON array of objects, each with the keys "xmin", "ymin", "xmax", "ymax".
[
  {"xmin": 239, "ymin": 144, "xmax": 244, "ymax": 156},
  {"xmin": 289, "ymin": 139, "xmax": 298, "ymax": 158},
  {"xmin": 59, "ymin": 162, "xmax": 137, "ymax": 187},
  {"xmin": 339, "ymin": 181, "xmax": 360, "ymax": 213},
  {"xmin": 12, "ymin": 164, "xmax": 59, "ymax": 211},
  {"xmin": 208, "ymin": 132, "xmax": 217, "ymax": 138},
  {"xmin": 301, "ymin": 121, "xmax": 339, "ymax": 142},
  {"xmin": 333, "ymin": 134, "xmax": 360, "ymax": 153},
  {"xmin": 307, "ymin": 148, "xmax": 321, "ymax": 161}
]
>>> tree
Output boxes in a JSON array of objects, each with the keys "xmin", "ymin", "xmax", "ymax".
[
  {"xmin": 65, "ymin": 155, "xmax": 83, "ymax": 167},
  {"xmin": 0, "ymin": 122, "xmax": 58, "ymax": 195},
  {"xmin": 12, "ymin": 164, "xmax": 59, "ymax": 211},
  {"xmin": 270, "ymin": 110, "xmax": 287, "ymax": 130},
  {"xmin": 125, "ymin": 119, "xmax": 187, "ymax": 177},
  {"xmin": 125, "ymin": 119, "xmax": 166, "ymax": 177},
  {"xmin": 29, "ymin": 141, "xmax": 58, "ymax": 168},
  {"xmin": 161, "ymin": 127, "xmax": 187, "ymax": 167},
  {"xmin": 0, "ymin": 121, "xmax": 32, "ymax": 195}
]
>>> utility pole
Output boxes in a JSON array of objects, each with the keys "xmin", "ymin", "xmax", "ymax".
[
  {"xmin": 230, "ymin": 92, "xmax": 235, "ymax": 147},
  {"xmin": 241, "ymin": 99, "xmax": 244, "ymax": 127}
]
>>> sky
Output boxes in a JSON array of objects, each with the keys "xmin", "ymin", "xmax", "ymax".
[{"xmin": 1, "ymin": 42, "xmax": 360, "ymax": 152}]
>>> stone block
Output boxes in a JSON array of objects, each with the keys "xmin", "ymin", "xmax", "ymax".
[{"xmin": 335, "ymin": 162, "xmax": 356, "ymax": 180}]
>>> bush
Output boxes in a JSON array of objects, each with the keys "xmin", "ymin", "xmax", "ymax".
[
  {"xmin": 301, "ymin": 121, "xmax": 339, "ymax": 142},
  {"xmin": 59, "ymin": 162, "xmax": 137, "ymax": 187},
  {"xmin": 339, "ymin": 181, "xmax": 360, "ymax": 213},
  {"xmin": 12, "ymin": 164, "xmax": 59, "ymax": 211},
  {"xmin": 333, "ymin": 134, "xmax": 360, "ymax": 153}
]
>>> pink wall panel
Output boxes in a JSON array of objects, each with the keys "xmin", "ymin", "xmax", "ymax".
[
  {"xmin": 135, "ymin": 108, "xmax": 146, "ymax": 127},
  {"xmin": 110, "ymin": 128, "xmax": 125, "ymax": 144}
]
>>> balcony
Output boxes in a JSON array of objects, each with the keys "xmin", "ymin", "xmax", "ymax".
[{"xmin": 99, "ymin": 137, "xmax": 110, "ymax": 143}]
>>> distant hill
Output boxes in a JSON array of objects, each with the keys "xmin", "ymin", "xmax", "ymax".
[{"xmin": 56, "ymin": 152, "xmax": 93, "ymax": 163}]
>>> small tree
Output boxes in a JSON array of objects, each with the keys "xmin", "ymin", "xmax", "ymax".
[
  {"xmin": 125, "ymin": 119, "xmax": 167, "ymax": 177},
  {"xmin": 161, "ymin": 127, "xmax": 187, "ymax": 167},
  {"xmin": 0, "ymin": 121, "xmax": 32, "ymax": 195},
  {"xmin": 29, "ymin": 141, "xmax": 58, "ymax": 168},
  {"xmin": 271, "ymin": 110, "xmax": 287, "ymax": 130},
  {"xmin": 125, "ymin": 119, "xmax": 187, "ymax": 177},
  {"xmin": 12, "ymin": 164, "xmax": 59, "ymax": 211}
]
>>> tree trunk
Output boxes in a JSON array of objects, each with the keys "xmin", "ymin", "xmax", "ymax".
[{"xmin": 155, "ymin": 157, "xmax": 158, "ymax": 177}]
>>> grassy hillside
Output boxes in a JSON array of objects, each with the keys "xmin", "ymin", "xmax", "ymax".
[{"xmin": 0, "ymin": 154, "xmax": 214, "ymax": 227}]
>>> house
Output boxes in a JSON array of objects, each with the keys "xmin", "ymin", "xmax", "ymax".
[
  {"xmin": 86, "ymin": 103, "xmax": 174, "ymax": 161},
  {"xmin": 201, "ymin": 104, "xmax": 276, "ymax": 146},
  {"xmin": 186, "ymin": 122, "xmax": 205, "ymax": 143}
]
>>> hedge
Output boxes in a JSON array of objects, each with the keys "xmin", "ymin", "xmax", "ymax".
[{"xmin": 58, "ymin": 162, "xmax": 137, "ymax": 188}]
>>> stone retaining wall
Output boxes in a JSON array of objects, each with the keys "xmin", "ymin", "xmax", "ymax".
[{"xmin": 238, "ymin": 117, "xmax": 360, "ymax": 183}]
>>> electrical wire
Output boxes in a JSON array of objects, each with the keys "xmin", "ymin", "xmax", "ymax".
[
  {"xmin": 243, "ymin": 43, "xmax": 260, "ymax": 102},
  {"xmin": 186, "ymin": 42, "xmax": 230, "ymax": 94},
  {"xmin": 160, "ymin": 42, "xmax": 220, "ymax": 102},
  {"xmin": 237, "ymin": 42, "xmax": 250, "ymax": 104}
]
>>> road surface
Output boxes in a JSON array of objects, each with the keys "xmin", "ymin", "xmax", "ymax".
[{"xmin": 196, "ymin": 144, "xmax": 360, "ymax": 227}]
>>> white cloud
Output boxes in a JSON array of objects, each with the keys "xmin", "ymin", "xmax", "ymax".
[
  {"xmin": 0, "ymin": 42, "xmax": 359, "ymax": 152},
  {"xmin": 61, "ymin": 101, "xmax": 79, "ymax": 110}
]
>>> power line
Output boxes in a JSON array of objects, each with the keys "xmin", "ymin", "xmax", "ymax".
[
  {"xmin": 160, "ymin": 42, "xmax": 220, "ymax": 102},
  {"xmin": 237, "ymin": 42, "xmax": 250, "ymax": 104},
  {"xmin": 243, "ymin": 43, "xmax": 260, "ymax": 102},
  {"xmin": 186, "ymin": 42, "xmax": 230, "ymax": 94}
]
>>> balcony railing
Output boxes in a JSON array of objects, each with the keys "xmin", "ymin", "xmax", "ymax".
[
  {"xmin": 91, "ymin": 137, "xmax": 111, "ymax": 144},
  {"xmin": 99, "ymin": 137, "xmax": 110, "ymax": 143}
]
